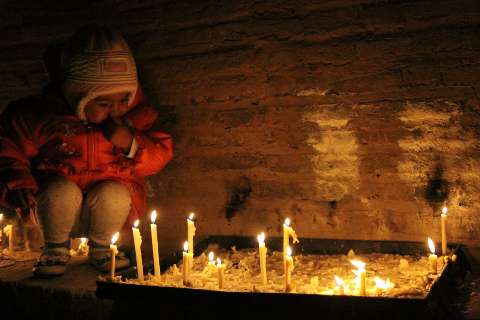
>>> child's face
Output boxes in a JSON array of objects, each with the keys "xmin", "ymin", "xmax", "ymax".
[{"xmin": 84, "ymin": 92, "xmax": 130, "ymax": 123}]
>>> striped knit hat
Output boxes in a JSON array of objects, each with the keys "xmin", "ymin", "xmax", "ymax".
[{"xmin": 60, "ymin": 25, "xmax": 138, "ymax": 121}]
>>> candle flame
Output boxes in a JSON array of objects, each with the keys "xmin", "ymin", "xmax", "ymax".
[
  {"xmin": 216, "ymin": 257, "xmax": 222, "ymax": 266},
  {"xmin": 150, "ymin": 210, "xmax": 157, "ymax": 223},
  {"xmin": 188, "ymin": 213, "xmax": 195, "ymax": 220},
  {"xmin": 80, "ymin": 237, "xmax": 87, "ymax": 244},
  {"xmin": 286, "ymin": 246, "xmax": 292, "ymax": 257},
  {"xmin": 208, "ymin": 251, "xmax": 214, "ymax": 262},
  {"xmin": 257, "ymin": 232, "xmax": 265, "ymax": 244},
  {"xmin": 442, "ymin": 206, "xmax": 448, "ymax": 215},
  {"xmin": 374, "ymin": 277, "xmax": 393, "ymax": 290},
  {"xmin": 111, "ymin": 232, "xmax": 119, "ymax": 245},
  {"xmin": 133, "ymin": 220, "xmax": 140, "ymax": 228},
  {"xmin": 183, "ymin": 241, "xmax": 189, "ymax": 252},
  {"xmin": 0, "ymin": 213, "xmax": 3, "ymax": 221},
  {"xmin": 334, "ymin": 275, "xmax": 345, "ymax": 286},
  {"xmin": 428, "ymin": 237, "xmax": 435, "ymax": 254},
  {"xmin": 350, "ymin": 260, "xmax": 366, "ymax": 270},
  {"xmin": 284, "ymin": 217, "xmax": 291, "ymax": 226}
]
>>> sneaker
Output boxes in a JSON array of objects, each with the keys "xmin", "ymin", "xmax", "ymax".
[
  {"xmin": 33, "ymin": 247, "xmax": 71, "ymax": 277},
  {"xmin": 88, "ymin": 246, "xmax": 131, "ymax": 273}
]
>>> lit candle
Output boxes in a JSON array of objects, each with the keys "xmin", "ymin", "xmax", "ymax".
[
  {"xmin": 257, "ymin": 232, "xmax": 267, "ymax": 285},
  {"xmin": 334, "ymin": 275, "xmax": 345, "ymax": 295},
  {"xmin": 283, "ymin": 218, "xmax": 299, "ymax": 262},
  {"xmin": 77, "ymin": 238, "xmax": 89, "ymax": 256},
  {"xmin": 182, "ymin": 241, "xmax": 192, "ymax": 285},
  {"xmin": 428, "ymin": 237, "xmax": 438, "ymax": 274},
  {"xmin": 217, "ymin": 258, "xmax": 225, "ymax": 289},
  {"xmin": 441, "ymin": 206, "xmax": 447, "ymax": 256},
  {"xmin": 150, "ymin": 210, "xmax": 161, "ymax": 279},
  {"xmin": 285, "ymin": 246, "xmax": 294, "ymax": 292},
  {"xmin": 351, "ymin": 260, "xmax": 366, "ymax": 295},
  {"xmin": 110, "ymin": 232, "xmax": 119, "ymax": 279},
  {"xmin": 187, "ymin": 213, "xmax": 196, "ymax": 255},
  {"xmin": 207, "ymin": 251, "xmax": 215, "ymax": 273},
  {"xmin": 374, "ymin": 277, "xmax": 392, "ymax": 296},
  {"xmin": 3, "ymin": 224, "xmax": 13, "ymax": 256},
  {"xmin": 132, "ymin": 220, "xmax": 144, "ymax": 281},
  {"xmin": 0, "ymin": 213, "xmax": 3, "ymax": 242}
]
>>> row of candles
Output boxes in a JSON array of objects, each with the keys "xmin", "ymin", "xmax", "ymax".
[{"xmin": 107, "ymin": 205, "xmax": 450, "ymax": 294}]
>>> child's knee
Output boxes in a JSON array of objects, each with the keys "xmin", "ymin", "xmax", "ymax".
[
  {"xmin": 37, "ymin": 176, "xmax": 82, "ymax": 206},
  {"xmin": 86, "ymin": 181, "xmax": 131, "ymax": 211}
]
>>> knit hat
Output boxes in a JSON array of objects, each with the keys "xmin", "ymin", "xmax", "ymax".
[{"xmin": 60, "ymin": 25, "xmax": 138, "ymax": 121}]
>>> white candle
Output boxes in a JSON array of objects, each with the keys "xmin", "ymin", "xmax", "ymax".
[
  {"xmin": 4, "ymin": 224, "xmax": 13, "ymax": 256},
  {"xmin": 207, "ymin": 251, "xmax": 215, "ymax": 272},
  {"xmin": 0, "ymin": 213, "xmax": 3, "ymax": 242},
  {"xmin": 217, "ymin": 258, "xmax": 225, "ymax": 289},
  {"xmin": 334, "ymin": 275, "xmax": 345, "ymax": 295},
  {"xmin": 285, "ymin": 246, "xmax": 294, "ymax": 292},
  {"xmin": 110, "ymin": 232, "xmax": 119, "ymax": 279},
  {"xmin": 257, "ymin": 232, "xmax": 267, "ymax": 285},
  {"xmin": 283, "ymin": 218, "xmax": 299, "ymax": 263},
  {"xmin": 187, "ymin": 213, "xmax": 196, "ymax": 255},
  {"xmin": 132, "ymin": 220, "xmax": 144, "ymax": 281},
  {"xmin": 150, "ymin": 210, "xmax": 161, "ymax": 279},
  {"xmin": 441, "ymin": 206, "xmax": 447, "ymax": 256},
  {"xmin": 351, "ymin": 260, "xmax": 366, "ymax": 295},
  {"xmin": 182, "ymin": 241, "xmax": 192, "ymax": 285},
  {"xmin": 428, "ymin": 237, "xmax": 438, "ymax": 274}
]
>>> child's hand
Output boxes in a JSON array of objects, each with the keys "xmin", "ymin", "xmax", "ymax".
[{"xmin": 100, "ymin": 117, "xmax": 133, "ymax": 151}]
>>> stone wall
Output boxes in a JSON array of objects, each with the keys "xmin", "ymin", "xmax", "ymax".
[{"xmin": 1, "ymin": 0, "xmax": 480, "ymax": 255}]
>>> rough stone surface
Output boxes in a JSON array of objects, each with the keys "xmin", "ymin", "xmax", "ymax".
[{"xmin": 0, "ymin": 0, "xmax": 479, "ymax": 257}]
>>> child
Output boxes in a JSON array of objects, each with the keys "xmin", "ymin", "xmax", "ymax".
[{"xmin": 0, "ymin": 25, "xmax": 173, "ymax": 277}]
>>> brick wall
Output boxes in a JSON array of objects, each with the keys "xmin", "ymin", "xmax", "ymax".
[{"xmin": 1, "ymin": 0, "xmax": 480, "ymax": 255}]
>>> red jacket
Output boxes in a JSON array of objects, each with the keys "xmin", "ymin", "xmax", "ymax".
[{"xmin": 0, "ymin": 85, "xmax": 173, "ymax": 227}]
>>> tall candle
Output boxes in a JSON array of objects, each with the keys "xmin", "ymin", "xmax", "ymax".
[
  {"xmin": 110, "ymin": 232, "xmax": 119, "ymax": 279},
  {"xmin": 187, "ymin": 213, "xmax": 196, "ymax": 255},
  {"xmin": 182, "ymin": 241, "xmax": 192, "ymax": 285},
  {"xmin": 150, "ymin": 210, "xmax": 161, "ymax": 279},
  {"xmin": 285, "ymin": 246, "xmax": 294, "ymax": 292},
  {"xmin": 351, "ymin": 260, "xmax": 366, "ymax": 295},
  {"xmin": 428, "ymin": 237, "xmax": 438, "ymax": 274},
  {"xmin": 0, "ymin": 213, "xmax": 3, "ymax": 242},
  {"xmin": 257, "ymin": 232, "xmax": 267, "ymax": 285},
  {"xmin": 441, "ymin": 206, "xmax": 447, "ymax": 256},
  {"xmin": 283, "ymin": 218, "xmax": 299, "ymax": 262},
  {"xmin": 4, "ymin": 224, "xmax": 13, "ymax": 256},
  {"xmin": 217, "ymin": 258, "xmax": 225, "ymax": 289},
  {"xmin": 334, "ymin": 275, "xmax": 345, "ymax": 295},
  {"xmin": 132, "ymin": 220, "xmax": 144, "ymax": 281}
]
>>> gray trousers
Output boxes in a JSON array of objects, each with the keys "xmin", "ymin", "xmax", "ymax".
[{"xmin": 37, "ymin": 176, "xmax": 131, "ymax": 246}]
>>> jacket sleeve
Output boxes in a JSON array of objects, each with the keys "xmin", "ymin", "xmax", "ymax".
[
  {"xmin": 124, "ymin": 103, "xmax": 173, "ymax": 177},
  {"xmin": 0, "ymin": 102, "xmax": 40, "ymax": 204}
]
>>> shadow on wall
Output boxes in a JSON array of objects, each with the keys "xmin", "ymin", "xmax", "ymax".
[{"xmin": 424, "ymin": 162, "xmax": 449, "ymax": 213}]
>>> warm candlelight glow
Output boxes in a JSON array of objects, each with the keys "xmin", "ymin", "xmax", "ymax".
[
  {"xmin": 183, "ymin": 241, "xmax": 189, "ymax": 252},
  {"xmin": 257, "ymin": 232, "xmax": 265, "ymax": 244},
  {"xmin": 428, "ymin": 237, "xmax": 435, "ymax": 254},
  {"xmin": 188, "ymin": 213, "xmax": 194, "ymax": 220},
  {"xmin": 150, "ymin": 210, "xmax": 157, "ymax": 223},
  {"xmin": 208, "ymin": 251, "xmax": 214, "ymax": 262},
  {"xmin": 287, "ymin": 246, "xmax": 292, "ymax": 257},
  {"xmin": 374, "ymin": 277, "xmax": 393, "ymax": 290},
  {"xmin": 0, "ymin": 213, "xmax": 3, "ymax": 221},
  {"xmin": 134, "ymin": 219, "xmax": 140, "ymax": 228},
  {"xmin": 350, "ymin": 260, "xmax": 366, "ymax": 270},
  {"xmin": 334, "ymin": 275, "xmax": 345, "ymax": 286},
  {"xmin": 284, "ymin": 217, "xmax": 291, "ymax": 226},
  {"xmin": 442, "ymin": 206, "xmax": 448, "ymax": 215},
  {"xmin": 111, "ymin": 232, "xmax": 119, "ymax": 244},
  {"xmin": 217, "ymin": 257, "xmax": 222, "ymax": 266},
  {"xmin": 80, "ymin": 237, "xmax": 87, "ymax": 244}
]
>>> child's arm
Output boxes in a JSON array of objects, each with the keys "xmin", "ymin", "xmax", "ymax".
[{"xmin": 123, "ymin": 103, "xmax": 173, "ymax": 177}]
